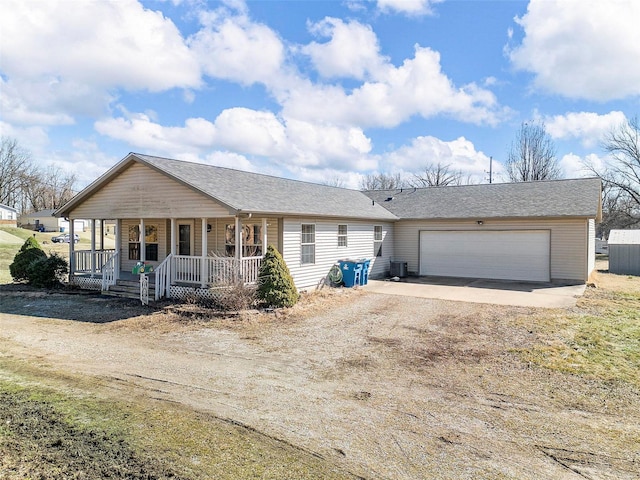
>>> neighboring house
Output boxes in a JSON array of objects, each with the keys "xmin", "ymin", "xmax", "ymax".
[
  {"xmin": 53, "ymin": 153, "xmax": 602, "ymax": 301},
  {"xmin": 0, "ymin": 203, "xmax": 17, "ymax": 226},
  {"xmin": 608, "ymin": 230, "xmax": 640, "ymax": 275},
  {"xmin": 595, "ymin": 238, "xmax": 608, "ymax": 254},
  {"xmin": 19, "ymin": 209, "xmax": 87, "ymax": 233}
]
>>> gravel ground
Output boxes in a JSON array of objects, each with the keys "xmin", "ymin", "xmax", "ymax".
[{"xmin": 0, "ymin": 286, "xmax": 638, "ymax": 479}]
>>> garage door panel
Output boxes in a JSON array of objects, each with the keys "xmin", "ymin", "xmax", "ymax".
[{"xmin": 419, "ymin": 230, "xmax": 550, "ymax": 282}]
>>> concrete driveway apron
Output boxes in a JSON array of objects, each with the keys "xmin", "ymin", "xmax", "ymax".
[{"xmin": 365, "ymin": 277, "xmax": 586, "ymax": 308}]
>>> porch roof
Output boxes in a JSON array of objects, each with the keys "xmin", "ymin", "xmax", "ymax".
[{"xmin": 56, "ymin": 153, "xmax": 398, "ymax": 221}]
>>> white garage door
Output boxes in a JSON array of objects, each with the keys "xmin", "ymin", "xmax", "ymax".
[{"xmin": 419, "ymin": 230, "xmax": 550, "ymax": 282}]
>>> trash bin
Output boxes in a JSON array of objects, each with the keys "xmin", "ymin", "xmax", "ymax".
[
  {"xmin": 390, "ymin": 260, "xmax": 407, "ymax": 278},
  {"xmin": 360, "ymin": 259, "xmax": 371, "ymax": 285},
  {"xmin": 339, "ymin": 260, "xmax": 363, "ymax": 287}
]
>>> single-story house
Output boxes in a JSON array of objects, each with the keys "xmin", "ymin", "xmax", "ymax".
[
  {"xmin": 0, "ymin": 203, "xmax": 17, "ymax": 226},
  {"xmin": 18, "ymin": 209, "xmax": 88, "ymax": 233},
  {"xmin": 608, "ymin": 229, "xmax": 640, "ymax": 275},
  {"xmin": 53, "ymin": 153, "xmax": 602, "ymax": 301}
]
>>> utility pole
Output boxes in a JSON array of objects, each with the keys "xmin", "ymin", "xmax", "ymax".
[{"xmin": 486, "ymin": 156, "xmax": 493, "ymax": 184}]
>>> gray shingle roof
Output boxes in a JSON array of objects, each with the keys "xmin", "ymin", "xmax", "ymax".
[
  {"xmin": 363, "ymin": 178, "xmax": 602, "ymax": 220},
  {"xmin": 115, "ymin": 154, "xmax": 397, "ymax": 220}
]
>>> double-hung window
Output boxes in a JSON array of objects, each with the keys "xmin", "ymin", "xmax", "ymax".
[
  {"xmin": 128, "ymin": 224, "xmax": 158, "ymax": 261},
  {"xmin": 301, "ymin": 224, "xmax": 315, "ymax": 264},
  {"xmin": 374, "ymin": 225, "xmax": 383, "ymax": 257},
  {"xmin": 338, "ymin": 224, "xmax": 348, "ymax": 247}
]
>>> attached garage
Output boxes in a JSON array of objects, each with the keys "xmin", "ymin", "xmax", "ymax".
[
  {"xmin": 365, "ymin": 178, "xmax": 603, "ymax": 284},
  {"xmin": 419, "ymin": 230, "xmax": 550, "ymax": 282}
]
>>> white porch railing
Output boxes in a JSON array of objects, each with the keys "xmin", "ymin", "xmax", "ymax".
[
  {"xmin": 73, "ymin": 249, "xmax": 117, "ymax": 274},
  {"xmin": 101, "ymin": 251, "xmax": 119, "ymax": 291},
  {"xmin": 171, "ymin": 255, "xmax": 262, "ymax": 286},
  {"xmin": 154, "ymin": 254, "xmax": 172, "ymax": 301}
]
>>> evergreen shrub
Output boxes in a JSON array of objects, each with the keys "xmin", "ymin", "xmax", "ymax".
[{"xmin": 256, "ymin": 245, "xmax": 299, "ymax": 308}]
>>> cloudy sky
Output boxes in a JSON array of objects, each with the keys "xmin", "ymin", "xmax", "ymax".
[{"xmin": 1, "ymin": 0, "xmax": 639, "ymax": 189}]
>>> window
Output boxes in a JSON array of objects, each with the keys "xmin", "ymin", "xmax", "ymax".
[
  {"xmin": 301, "ymin": 224, "xmax": 315, "ymax": 264},
  {"xmin": 225, "ymin": 223, "xmax": 262, "ymax": 257},
  {"xmin": 374, "ymin": 225, "xmax": 383, "ymax": 257},
  {"xmin": 338, "ymin": 224, "xmax": 348, "ymax": 247},
  {"xmin": 128, "ymin": 225, "xmax": 140, "ymax": 260},
  {"xmin": 128, "ymin": 224, "xmax": 158, "ymax": 261},
  {"xmin": 145, "ymin": 224, "xmax": 158, "ymax": 261}
]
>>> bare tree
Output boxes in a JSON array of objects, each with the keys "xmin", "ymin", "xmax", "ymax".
[
  {"xmin": 359, "ymin": 172, "xmax": 404, "ymax": 190},
  {"xmin": 592, "ymin": 116, "xmax": 640, "ymax": 236},
  {"xmin": 0, "ymin": 137, "xmax": 33, "ymax": 208},
  {"xmin": 410, "ymin": 162, "xmax": 463, "ymax": 187},
  {"xmin": 23, "ymin": 165, "xmax": 77, "ymax": 211},
  {"xmin": 321, "ymin": 175, "xmax": 347, "ymax": 188},
  {"xmin": 506, "ymin": 122, "xmax": 562, "ymax": 182},
  {"xmin": 0, "ymin": 136, "xmax": 77, "ymax": 214}
]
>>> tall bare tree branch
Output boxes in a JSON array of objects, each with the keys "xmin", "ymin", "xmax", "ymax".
[
  {"xmin": 506, "ymin": 121, "xmax": 562, "ymax": 182},
  {"xmin": 410, "ymin": 162, "xmax": 463, "ymax": 187}
]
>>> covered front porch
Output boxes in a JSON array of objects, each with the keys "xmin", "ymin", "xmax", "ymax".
[{"xmin": 67, "ymin": 216, "xmax": 271, "ymax": 301}]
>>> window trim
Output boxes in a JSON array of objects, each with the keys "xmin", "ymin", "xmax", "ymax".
[
  {"xmin": 374, "ymin": 225, "xmax": 383, "ymax": 257},
  {"xmin": 128, "ymin": 223, "xmax": 159, "ymax": 261},
  {"xmin": 338, "ymin": 224, "xmax": 348, "ymax": 247},
  {"xmin": 301, "ymin": 223, "xmax": 316, "ymax": 265}
]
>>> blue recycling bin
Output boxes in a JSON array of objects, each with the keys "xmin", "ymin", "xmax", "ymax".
[
  {"xmin": 339, "ymin": 260, "xmax": 362, "ymax": 287},
  {"xmin": 360, "ymin": 259, "xmax": 371, "ymax": 285}
]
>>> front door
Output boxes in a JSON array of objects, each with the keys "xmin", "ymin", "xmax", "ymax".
[
  {"xmin": 178, "ymin": 223, "xmax": 191, "ymax": 255},
  {"xmin": 175, "ymin": 221, "xmax": 196, "ymax": 283}
]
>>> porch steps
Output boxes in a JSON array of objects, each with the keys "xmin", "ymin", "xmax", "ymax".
[{"xmin": 102, "ymin": 279, "xmax": 156, "ymax": 302}]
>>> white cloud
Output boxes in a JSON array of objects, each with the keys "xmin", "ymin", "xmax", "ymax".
[
  {"xmin": 509, "ymin": 0, "xmax": 640, "ymax": 100},
  {"xmin": 190, "ymin": 12, "xmax": 285, "ymax": 86},
  {"xmin": 212, "ymin": 108, "xmax": 287, "ymax": 156},
  {"xmin": 0, "ymin": 0, "xmax": 200, "ymax": 91},
  {"xmin": 94, "ymin": 108, "xmax": 376, "ymax": 171},
  {"xmin": 284, "ymin": 45, "xmax": 506, "ymax": 128},
  {"xmin": 0, "ymin": 0, "xmax": 200, "ymax": 125},
  {"xmin": 545, "ymin": 111, "xmax": 627, "ymax": 147},
  {"xmin": 303, "ymin": 18, "xmax": 387, "ymax": 80},
  {"xmin": 559, "ymin": 153, "xmax": 604, "ymax": 179},
  {"xmin": 377, "ymin": 0, "xmax": 441, "ymax": 16},
  {"xmin": 94, "ymin": 113, "xmax": 216, "ymax": 156},
  {"xmin": 381, "ymin": 135, "xmax": 497, "ymax": 182}
]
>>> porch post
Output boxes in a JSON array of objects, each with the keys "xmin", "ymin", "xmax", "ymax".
[
  {"xmin": 262, "ymin": 217, "xmax": 267, "ymax": 255},
  {"xmin": 235, "ymin": 216, "xmax": 242, "ymax": 260},
  {"xmin": 90, "ymin": 219, "xmax": 96, "ymax": 277},
  {"xmin": 201, "ymin": 218, "xmax": 208, "ymax": 288},
  {"xmin": 170, "ymin": 218, "xmax": 177, "ymax": 255},
  {"xmin": 115, "ymin": 219, "xmax": 121, "ymax": 279},
  {"xmin": 99, "ymin": 219, "xmax": 105, "ymax": 251},
  {"xmin": 140, "ymin": 219, "xmax": 145, "ymax": 262},
  {"xmin": 68, "ymin": 217, "xmax": 75, "ymax": 280}
]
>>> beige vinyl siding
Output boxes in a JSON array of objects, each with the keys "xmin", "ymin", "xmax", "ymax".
[
  {"xmin": 587, "ymin": 219, "xmax": 595, "ymax": 279},
  {"xmin": 70, "ymin": 163, "xmax": 231, "ymax": 219},
  {"xmin": 120, "ymin": 219, "xmax": 167, "ymax": 273},
  {"xmin": 201, "ymin": 217, "xmax": 279, "ymax": 257},
  {"xmin": 395, "ymin": 218, "xmax": 590, "ymax": 282},
  {"xmin": 282, "ymin": 218, "xmax": 394, "ymax": 290}
]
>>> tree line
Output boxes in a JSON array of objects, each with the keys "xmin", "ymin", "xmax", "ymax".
[{"xmin": 0, "ymin": 137, "xmax": 77, "ymax": 215}]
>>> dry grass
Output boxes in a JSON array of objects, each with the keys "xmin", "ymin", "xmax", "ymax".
[
  {"xmin": 0, "ymin": 358, "xmax": 359, "ymax": 480},
  {"xmin": 513, "ymin": 260, "xmax": 640, "ymax": 388}
]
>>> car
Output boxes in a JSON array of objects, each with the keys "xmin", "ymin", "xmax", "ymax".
[{"xmin": 51, "ymin": 233, "xmax": 80, "ymax": 243}]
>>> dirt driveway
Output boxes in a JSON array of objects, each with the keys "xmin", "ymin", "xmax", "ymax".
[{"xmin": 0, "ymin": 288, "xmax": 638, "ymax": 479}]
